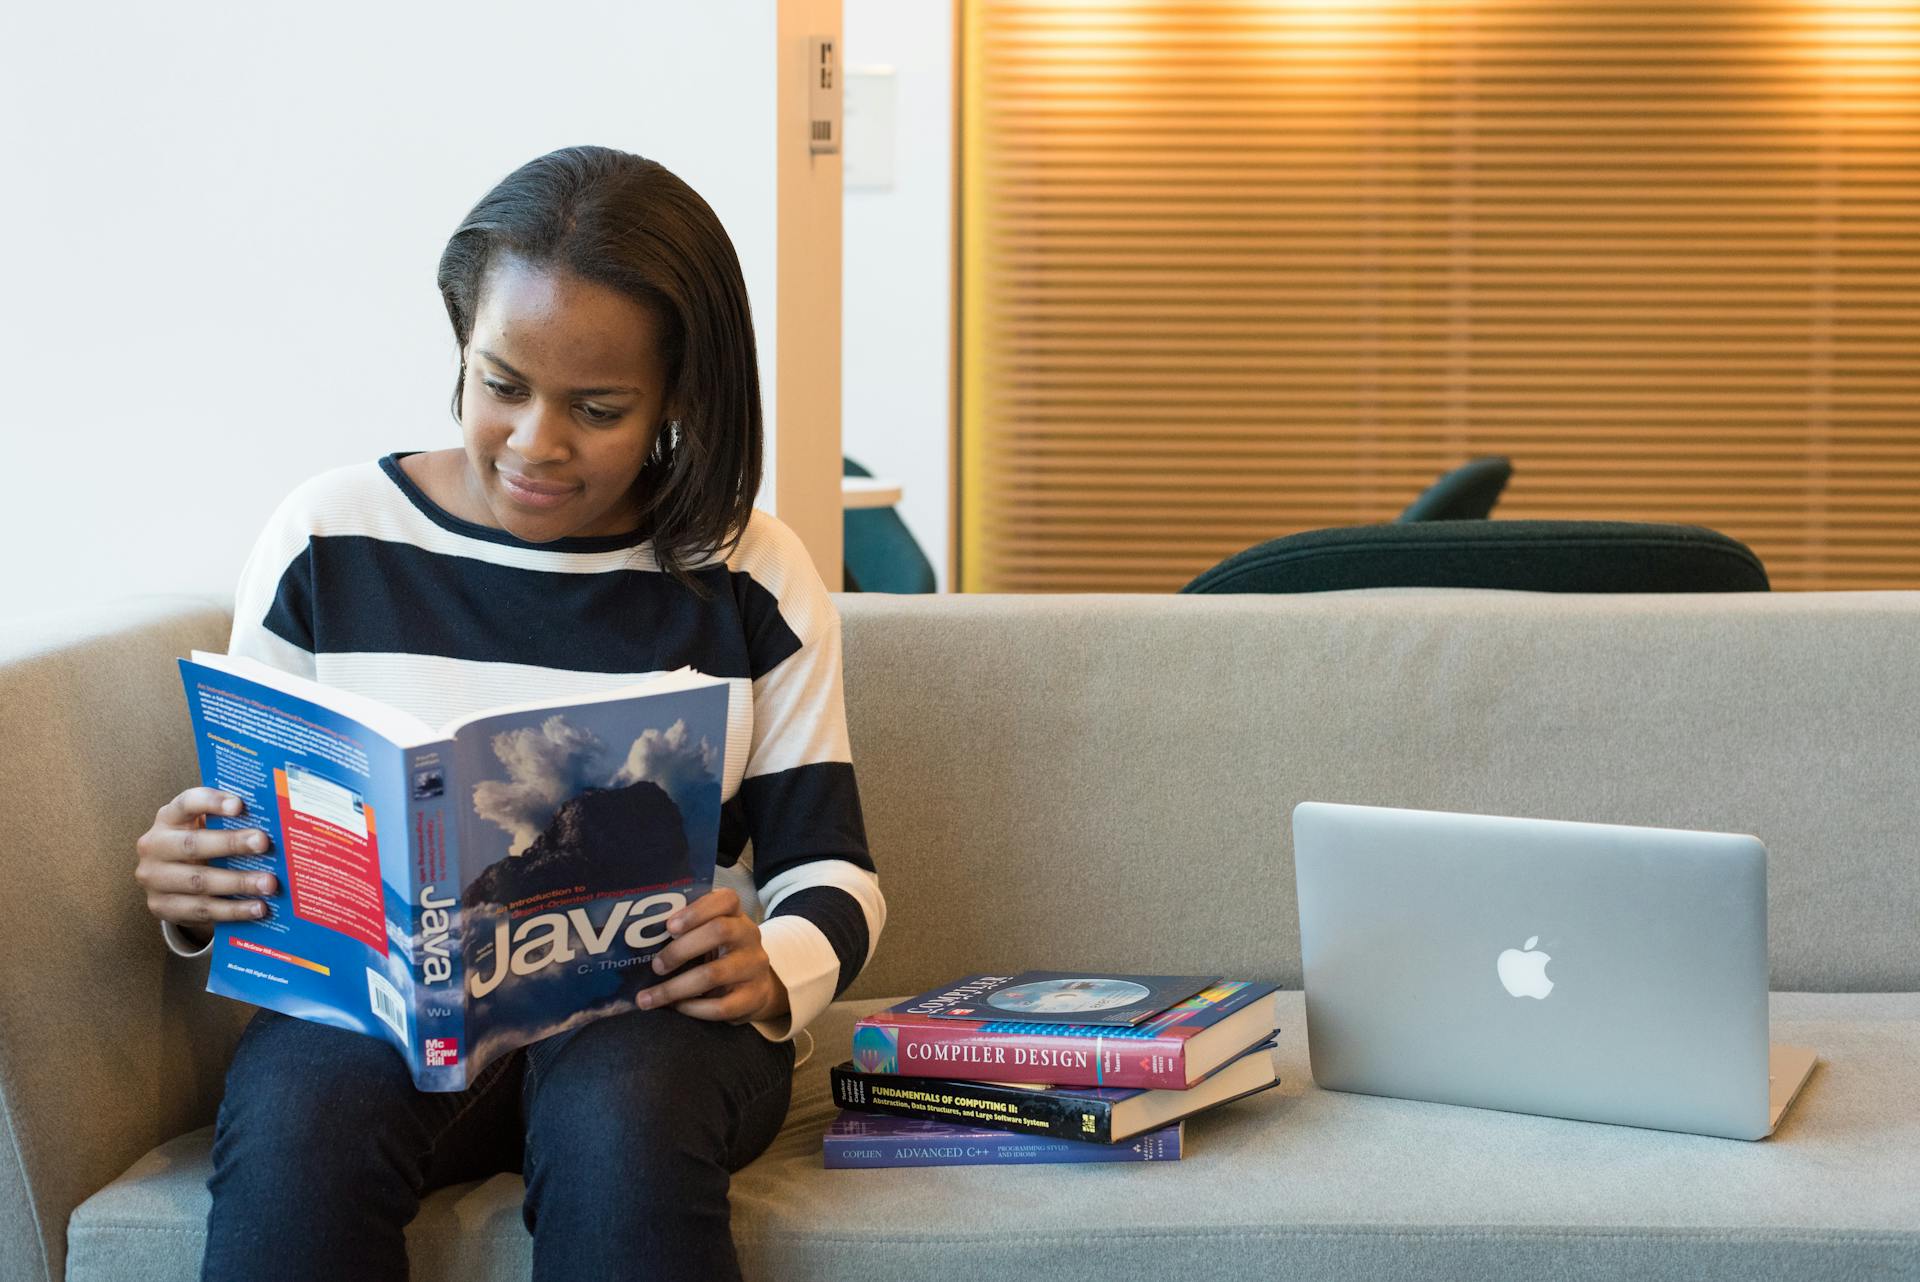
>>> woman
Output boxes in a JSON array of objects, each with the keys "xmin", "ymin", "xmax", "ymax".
[{"xmin": 132, "ymin": 145, "xmax": 884, "ymax": 1281}]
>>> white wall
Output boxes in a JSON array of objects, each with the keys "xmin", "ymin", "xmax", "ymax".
[
  {"xmin": 0, "ymin": 2, "xmax": 820, "ymax": 620},
  {"xmin": 842, "ymin": 0, "xmax": 953, "ymax": 589}
]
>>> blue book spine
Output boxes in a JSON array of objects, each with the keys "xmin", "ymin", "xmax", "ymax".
[
  {"xmin": 822, "ymin": 1113, "xmax": 1183, "ymax": 1169},
  {"xmin": 404, "ymin": 744, "xmax": 467, "ymax": 1091}
]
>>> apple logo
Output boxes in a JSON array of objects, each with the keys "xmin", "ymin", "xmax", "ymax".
[{"xmin": 1497, "ymin": 936, "xmax": 1554, "ymax": 999}]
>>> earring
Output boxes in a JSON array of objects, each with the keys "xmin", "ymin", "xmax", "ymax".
[{"xmin": 651, "ymin": 420, "xmax": 679, "ymax": 465}]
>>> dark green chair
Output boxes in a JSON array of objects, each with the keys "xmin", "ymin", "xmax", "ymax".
[
  {"xmin": 1181, "ymin": 521, "xmax": 1769, "ymax": 595},
  {"xmin": 1398, "ymin": 456, "xmax": 1513, "ymax": 522},
  {"xmin": 843, "ymin": 458, "xmax": 937, "ymax": 594}
]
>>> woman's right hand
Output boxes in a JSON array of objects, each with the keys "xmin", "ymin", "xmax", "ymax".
[{"xmin": 136, "ymin": 787, "xmax": 278, "ymax": 945}]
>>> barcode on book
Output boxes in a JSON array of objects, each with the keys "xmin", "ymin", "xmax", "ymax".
[{"xmin": 366, "ymin": 967, "xmax": 406, "ymax": 1039}]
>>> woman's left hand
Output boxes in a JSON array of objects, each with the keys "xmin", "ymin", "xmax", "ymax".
[{"xmin": 639, "ymin": 887, "xmax": 790, "ymax": 1025}]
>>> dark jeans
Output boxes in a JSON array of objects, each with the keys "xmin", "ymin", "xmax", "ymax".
[{"xmin": 201, "ymin": 1006, "xmax": 795, "ymax": 1282}]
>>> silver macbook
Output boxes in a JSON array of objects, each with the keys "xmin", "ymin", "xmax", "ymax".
[{"xmin": 1292, "ymin": 801, "xmax": 1818, "ymax": 1141}]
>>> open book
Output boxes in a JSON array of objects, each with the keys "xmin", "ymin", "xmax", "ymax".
[{"xmin": 177, "ymin": 651, "xmax": 732, "ymax": 1090}]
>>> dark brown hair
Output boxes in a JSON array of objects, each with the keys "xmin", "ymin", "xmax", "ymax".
[{"xmin": 436, "ymin": 146, "xmax": 762, "ymax": 591}]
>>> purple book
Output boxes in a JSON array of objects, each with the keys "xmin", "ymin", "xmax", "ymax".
[{"xmin": 822, "ymin": 1110, "xmax": 1183, "ymax": 1169}]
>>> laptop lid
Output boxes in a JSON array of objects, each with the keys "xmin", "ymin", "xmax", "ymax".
[{"xmin": 1293, "ymin": 801, "xmax": 1780, "ymax": 1141}]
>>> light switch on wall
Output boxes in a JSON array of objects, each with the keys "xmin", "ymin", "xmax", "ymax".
[{"xmin": 844, "ymin": 65, "xmax": 895, "ymax": 189}]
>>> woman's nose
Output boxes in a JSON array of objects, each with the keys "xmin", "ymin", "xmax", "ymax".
[{"xmin": 506, "ymin": 400, "xmax": 572, "ymax": 464}]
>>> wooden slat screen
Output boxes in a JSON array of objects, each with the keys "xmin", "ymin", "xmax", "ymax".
[{"xmin": 959, "ymin": 0, "xmax": 1920, "ymax": 591}]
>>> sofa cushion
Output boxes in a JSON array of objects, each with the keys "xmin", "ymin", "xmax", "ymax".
[{"xmin": 66, "ymin": 991, "xmax": 1920, "ymax": 1282}]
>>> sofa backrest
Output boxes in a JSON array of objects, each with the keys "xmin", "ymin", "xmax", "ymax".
[{"xmin": 835, "ymin": 590, "xmax": 1920, "ymax": 999}]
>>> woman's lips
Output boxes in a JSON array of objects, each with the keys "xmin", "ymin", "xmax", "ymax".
[{"xmin": 499, "ymin": 469, "xmax": 578, "ymax": 509}]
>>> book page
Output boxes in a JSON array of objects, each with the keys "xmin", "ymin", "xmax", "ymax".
[
  {"xmin": 190, "ymin": 650, "xmax": 440, "ymax": 746},
  {"xmin": 437, "ymin": 665, "xmax": 725, "ymax": 736}
]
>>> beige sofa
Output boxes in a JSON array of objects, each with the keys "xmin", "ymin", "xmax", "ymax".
[{"xmin": 4, "ymin": 590, "xmax": 1917, "ymax": 1281}]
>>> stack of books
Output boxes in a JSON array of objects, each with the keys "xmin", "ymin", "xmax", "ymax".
[{"xmin": 823, "ymin": 972, "xmax": 1281, "ymax": 1168}]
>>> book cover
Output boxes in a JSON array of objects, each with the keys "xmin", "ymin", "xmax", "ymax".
[
  {"xmin": 822, "ymin": 1111, "xmax": 1184, "ymax": 1169},
  {"xmin": 178, "ymin": 652, "xmax": 729, "ymax": 1091},
  {"xmin": 852, "ymin": 977, "xmax": 1280, "ymax": 1090},
  {"xmin": 829, "ymin": 1039, "xmax": 1279, "ymax": 1143},
  {"xmin": 917, "ymin": 971, "xmax": 1218, "ymax": 1027}
]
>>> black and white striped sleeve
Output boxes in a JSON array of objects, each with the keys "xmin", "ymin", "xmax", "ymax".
[{"xmin": 731, "ymin": 519, "xmax": 885, "ymax": 1043}]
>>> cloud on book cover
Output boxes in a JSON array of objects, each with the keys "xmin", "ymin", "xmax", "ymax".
[
  {"xmin": 472, "ymin": 713, "xmax": 717, "ymax": 857},
  {"xmin": 610, "ymin": 719, "xmax": 721, "ymax": 807},
  {"xmin": 465, "ymin": 991, "xmax": 644, "ymax": 1071}
]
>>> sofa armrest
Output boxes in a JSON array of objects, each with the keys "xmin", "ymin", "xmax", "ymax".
[{"xmin": 0, "ymin": 595, "xmax": 251, "ymax": 1282}]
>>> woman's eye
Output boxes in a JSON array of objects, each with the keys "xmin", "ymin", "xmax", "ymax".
[{"xmin": 481, "ymin": 377, "xmax": 620, "ymax": 424}]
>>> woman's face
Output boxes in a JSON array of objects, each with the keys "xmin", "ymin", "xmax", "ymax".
[{"xmin": 458, "ymin": 255, "xmax": 673, "ymax": 542}]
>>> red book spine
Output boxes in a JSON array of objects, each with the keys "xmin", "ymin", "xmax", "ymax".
[{"xmin": 859, "ymin": 1017, "xmax": 1190, "ymax": 1089}]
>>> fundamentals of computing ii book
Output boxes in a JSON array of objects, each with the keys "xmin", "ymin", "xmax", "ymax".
[
  {"xmin": 177, "ymin": 650, "xmax": 730, "ymax": 1091},
  {"xmin": 851, "ymin": 973, "xmax": 1281, "ymax": 1090}
]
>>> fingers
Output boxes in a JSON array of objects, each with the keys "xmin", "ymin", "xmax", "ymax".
[
  {"xmin": 638, "ymin": 945, "xmax": 767, "ymax": 1012},
  {"xmin": 650, "ymin": 913, "xmax": 750, "ymax": 977},
  {"xmin": 140, "ymin": 821, "xmax": 272, "ymax": 865},
  {"xmin": 137, "ymin": 860, "xmax": 278, "ymax": 898},
  {"xmin": 155, "ymin": 788, "xmax": 246, "ymax": 828},
  {"xmin": 665, "ymin": 887, "xmax": 741, "ymax": 939},
  {"xmin": 671, "ymin": 982, "xmax": 768, "ymax": 1025},
  {"xmin": 137, "ymin": 787, "xmax": 277, "ymax": 931},
  {"xmin": 146, "ymin": 892, "xmax": 271, "ymax": 925},
  {"xmin": 147, "ymin": 787, "xmax": 264, "ymax": 864},
  {"xmin": 638, "ymin": 890, "xmax": 769, "ymax": 1021}
]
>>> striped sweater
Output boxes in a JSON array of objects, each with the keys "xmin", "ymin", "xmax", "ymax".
[{"xmin": 163, "ymin": 451, "xmax": 884, "ymax": 1043}]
